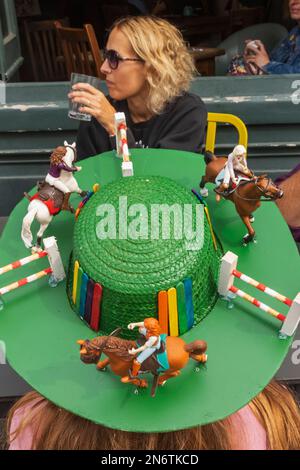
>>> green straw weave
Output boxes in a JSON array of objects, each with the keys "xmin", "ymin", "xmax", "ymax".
[{"xmin": 68, "ymin": 176, "xmax": 222, "ymax": 338}]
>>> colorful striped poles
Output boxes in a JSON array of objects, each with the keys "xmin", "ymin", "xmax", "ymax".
[
  {"xmin": 232, "ymin": 270, "xmax": 292, "ymax": 307},
  {"xmin": 0, "ymin": 237, "xmax": 65, "ymax": 306},
  {"xmin": 229, "ymin": 285, "xmax": 286, "ymax": 322},
  {"xmin": 0, "ymin": 267, "xmax": 52, "ymax": 296},
  {"xmin": 218, "ymin": 251, "xmax": 300, "ymax": 338},
  {"xmin": 0, "ymin": 251, "xmax": 47, "ymax": 276}
]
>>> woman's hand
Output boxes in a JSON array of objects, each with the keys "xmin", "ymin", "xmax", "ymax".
[
  {"xmin": 244, "ymin": 40, "xmax": 270, "ymax": 69},
  {"xmin": 68, "ymin": 83, "xmax": 116, "ymax": 135}
]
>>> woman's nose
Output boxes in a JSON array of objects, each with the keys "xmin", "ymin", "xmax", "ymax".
[{"xmin": 101, "ymin": 58, "xmax": 111, "ymax": 75}]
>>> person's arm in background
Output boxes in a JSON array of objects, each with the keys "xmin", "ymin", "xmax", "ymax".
[
  {"xmin": 245, "ymin": 28, "xmax": 300, "ymax": 74},
  {"xmin": 267, "ymin": 26, "xmax": 300, "ymax": 71},
  {"xmin": 264, "ymin": 30, "xmax": 300, "ymax": 73}
]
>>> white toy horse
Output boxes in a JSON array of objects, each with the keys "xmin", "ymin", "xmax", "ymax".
[{"xmin": 21, "ymin": 141, "xmax": 87, "ymax": 250}]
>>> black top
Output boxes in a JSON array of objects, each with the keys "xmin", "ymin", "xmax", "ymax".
[{"xmin": 76, "ymin": 92, "xmax": 207, "ymax": 160}]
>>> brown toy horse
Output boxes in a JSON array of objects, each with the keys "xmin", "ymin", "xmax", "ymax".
[
  {"xmin": 77, "ymin": 330, "xmax": 207, "ymax": 397},
  {"xmin": 200, "ymin": 151, "xmax": 284, "ymax": 245}
]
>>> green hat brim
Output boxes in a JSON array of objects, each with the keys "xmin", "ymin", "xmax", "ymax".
[{"xmin": 0, "ymin": 149, "xmax": 298, "ymax": 433}]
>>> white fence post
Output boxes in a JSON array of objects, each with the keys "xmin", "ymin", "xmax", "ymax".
[
  {"xmin": 218, "ymin": 251, "xmax": 238, "ymax": 297},
  {"xmin": 43, "ymin": 236, "xmax": 65, "ymax": 282},
  {"xmin": 280, "ymin": 293, "xmax": 300, "ymax": 337}
]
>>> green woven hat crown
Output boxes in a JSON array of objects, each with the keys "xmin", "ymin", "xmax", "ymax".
[{"xmin": 68, "ymin": 175, "xmax": 221, "ymax": 337}]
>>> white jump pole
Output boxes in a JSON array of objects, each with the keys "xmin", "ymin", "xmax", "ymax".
[
  {"xmin": 0, "ymin": 236, "xmax": 65, "ymax": 309},
  {"xmin": 218, "ymin": 251, "xmax": 300, "ymax": 338},
  {"xmin": 115, "ymin": 112, "xmax": 134, "ymax": 177}
]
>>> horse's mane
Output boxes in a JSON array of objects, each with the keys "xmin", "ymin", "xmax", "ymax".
[{"xmin": 92, "ymin": 336, "xmax": 135, "ymax": 361}]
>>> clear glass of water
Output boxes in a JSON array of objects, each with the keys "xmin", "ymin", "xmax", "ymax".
[{"xmin": 68, "ymin": 73, "xmax": 103, "ymax": 121}]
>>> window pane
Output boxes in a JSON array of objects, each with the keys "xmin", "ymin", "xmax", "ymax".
[{"xmin": 0, "ymin": 2, "xmax": 9, "ymax": 37}]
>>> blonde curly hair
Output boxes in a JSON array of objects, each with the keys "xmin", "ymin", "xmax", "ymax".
[{"xmin": 112, "ymin": 16, "xmax": 196, "ymax": 114}]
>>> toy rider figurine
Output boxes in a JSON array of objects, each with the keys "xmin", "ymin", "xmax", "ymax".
[
  {"xmin": 122, "ymin": 318, "xmax": 161, "ymax": 382},
  {"xmin": 215, "ymin": 145, "xmax": 252, "ymax": 202},
  {"xmin": 45, "ymin": 146, "xmax": 81, "ymax": 211}
]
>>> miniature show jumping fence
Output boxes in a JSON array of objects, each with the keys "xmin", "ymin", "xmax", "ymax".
[
  {"xmin": 115, "ymin": 112, "xmax": 134, "ymax": 177},
  {"xmin": 0, "ymin": 237, "xmax": 65, "ymax": 308},
  {"xmin": 218, "ymin": 251, "xmax": 300, "ymax": 338}
]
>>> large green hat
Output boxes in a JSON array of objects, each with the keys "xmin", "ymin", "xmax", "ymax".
[{"xmin": 0, "ymin": 149, "xmax": 299, "ymax": 433}]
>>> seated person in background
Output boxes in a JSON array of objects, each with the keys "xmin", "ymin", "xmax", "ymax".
[
  {"xmin": 69, "ymin": 16, "xmax": 207, "ymax": 160},
  {"xmin": 229, "ymin": 0, "xmax": 300, "ymax": 75}
]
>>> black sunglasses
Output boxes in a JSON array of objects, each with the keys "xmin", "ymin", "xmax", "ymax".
[{"xmin": 103, "ymin": 49, "xmax": 145, "ymax": 70}]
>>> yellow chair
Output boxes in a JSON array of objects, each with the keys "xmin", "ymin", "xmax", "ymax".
[{"xmin": 206, "ymin": 113, "xmax": 248, "ymax": 154}]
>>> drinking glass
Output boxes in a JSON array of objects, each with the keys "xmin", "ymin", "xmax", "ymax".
[{"xmin": 68, "ymin": 73, "xmax": 102, "ymax": 121}]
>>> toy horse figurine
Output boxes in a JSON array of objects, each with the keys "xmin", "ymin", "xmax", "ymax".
[
  {"xmin": 77, "ymin": 320, "xmax": 208, "ymax": 397},
  {"xmin": 21, "ymin": 141, "xmax": 87, "ymax": 250},
  {"xmin": 199, "ymin": 148, "xmax": 283, "ymax": 245}
]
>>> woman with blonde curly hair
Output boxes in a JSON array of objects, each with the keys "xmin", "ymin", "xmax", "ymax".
[{"xmin": 69, "ymin": 16, "xmax": 207, "ymax": 159}]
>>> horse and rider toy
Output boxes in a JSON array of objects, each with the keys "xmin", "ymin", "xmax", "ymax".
[
  {"xmin": 200, "ymin": 144, "xmax": 283, "ymax": 245},
  {"xmin": 21, "ymin": 141, "xmax": 87, "ymax": 250},
  {"xmin": 77, "ymin": 318, "xmax": 208, "ymax": 397}
]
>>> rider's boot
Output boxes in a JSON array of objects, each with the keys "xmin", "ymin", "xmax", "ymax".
[
  {"xmin": 131, "ymin": 359, "xmax": 141, "ymax": 377},
  {"xmin": 121, "ymin": 359, "xmax": 141, "ymax": 383},
  {"xmin": 62, "ymin": 192, "xmax": 71, "ymax": 211}
]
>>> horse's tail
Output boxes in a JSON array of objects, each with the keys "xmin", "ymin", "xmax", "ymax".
[
  {"xmin": 204, "ymin": 150, "xmax": 217, "ymax": 165},
  {"xmin": 184, "ymin": 340, "xmax": 208, "ymax": 363},
  {"xmin": 21, "ymin": 205, "xmax": 37, "ymax": 249}
]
